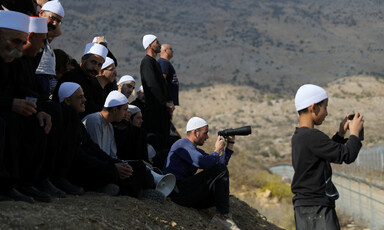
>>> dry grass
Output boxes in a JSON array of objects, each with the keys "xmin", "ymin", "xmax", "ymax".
[{"xmin": 173, "ymin": 75, "xmax": 384, "ymax": 229}]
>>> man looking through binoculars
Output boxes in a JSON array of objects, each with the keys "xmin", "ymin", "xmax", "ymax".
[{"xmin": 163, "ymin": 117, "xmax": 239, "ymax": 228}]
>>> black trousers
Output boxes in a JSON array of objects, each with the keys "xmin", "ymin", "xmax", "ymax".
[
  {"xmin": 170, "ymin": 164, "xmax": 230, "ymax": 214},
  {"xmin": 1, "ymin": 112, "xmax": 47, "ymax": 187},
  {"xmin": 0, "ymin": 117, "xmax": 10, "ymax": 188},
  {"xmin": 119, "ymin": 160, "xmax": 154, "ymax": 197},
  {"xmin": 294, "ymin": 206, "xmax": 340, "ymax": 230}
]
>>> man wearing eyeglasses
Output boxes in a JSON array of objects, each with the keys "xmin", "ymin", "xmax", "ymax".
[{"xmin": 35, "ymin": 0, "xmax": 64, "ymax": 98}]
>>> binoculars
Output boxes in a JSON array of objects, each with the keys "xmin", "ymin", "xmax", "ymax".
[{"xmin": 218, "ymin": 126, "xmax": 252, "ymax": 137}]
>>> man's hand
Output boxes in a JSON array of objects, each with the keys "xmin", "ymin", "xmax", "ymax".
[
  {"xmin": 214, "ymin": 136, "xmax": 225, "ymax": 154},
  {"xmin": 115, "ymin": 162, "xmax": 133, "ymax": 179},
  {"xmin": 226, "ymin": 135, "xmax": 235, "ymax": 150},
  {"xmin": 338, "ymin": 115, "xmax": 349, "ymax": 137},
  {"xmin": 36, "ymin": 111, "xmax": 52, "ymax": 134},
  {"xmin": 11, "ymin": 98, "xmax": 37, "ymax": 116},
  {"xmin": 349, "ymin": 112, "xmax": 364, "ymax": 138},
  {"xmin": 165, "ymin": 101, "xmax": 175, "ymax": 114}
]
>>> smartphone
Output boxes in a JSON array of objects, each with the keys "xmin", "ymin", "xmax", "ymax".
[{"xmin": 347, "ymin": 113, "xmax": 364, "ymax": 140}]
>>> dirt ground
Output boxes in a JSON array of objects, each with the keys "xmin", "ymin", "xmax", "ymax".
[{"xmin": 0, "ymin": 192, "xmax": 283, "ymax": 230}]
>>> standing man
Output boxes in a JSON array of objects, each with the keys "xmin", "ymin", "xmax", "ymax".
[
  {"xmin": 158, "ymin": 44, "xmax": 179, "ymax": 106},
  {"xmin": 140, "ymin": 34, "xmax": 174, "ymax": 151}
]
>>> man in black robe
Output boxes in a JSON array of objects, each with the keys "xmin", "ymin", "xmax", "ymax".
[
  {"xmin": 58, "ymin": 83, "xmax": 134, "ymax": 195},
  {"xmin": 0, "ymin": 11, "xmax": 36, "ymax": 203},
  {"xmin": 140, "ymin": 34, "xmax": 174, "ymax": 151},
  {"xmin": 53, "ymin": 43, "xmax": 108, "ymax": 119}
]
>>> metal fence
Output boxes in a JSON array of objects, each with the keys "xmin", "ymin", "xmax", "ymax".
[
  {"xmin": 335, "ymin": 145, "xmax": 384, "ymax": 182},
  {"xmin": 269, "ymin": 163, "xmax": 384, "ymax": 230},
  {"xmin": 333, "ymin": 172, "xmax": 384, "ymax": 230}
]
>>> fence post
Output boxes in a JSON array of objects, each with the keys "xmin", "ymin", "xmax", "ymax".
[{"xmin": 370, "ymin": 184, "xmax": 376, "ymax": 230}]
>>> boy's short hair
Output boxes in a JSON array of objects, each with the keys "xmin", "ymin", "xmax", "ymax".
[
  {"xmin": 295, "ymin": 84, "xmax": 328, "ymax": 112},
  {"xmin": 298, "ymin": 99, "xmax": 327, "ymax": 115}
]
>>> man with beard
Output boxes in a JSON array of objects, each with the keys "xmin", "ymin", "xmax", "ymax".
[
  {"xmin": 35, "ymin": 0, "xmax": 64, "ymax": 97},
  {"xmin": 53, "ymin": 42, "xmax": 108, "ymax": 118},
  {"xmin": 163, "ymin": 117, "xmax": 238, "ymax": 229},
  {"xmin": 58, "ymin": 83, "xmax": 130, "ymax": 196},
  {"xmin": 8, "ymin": 16, "xmax": 70, "ymax": 202},
  {"xmin": 140, "ymin": 34, "xmax": 174, "ymax": 151},
  {"xmin": 96, "ymin": 57, "xmax": 117, "ymax": 101},
  {"xmin": 117, "ymin": 75, "xmax": 136, "ymax": 100},
  {"xmin": 0, "ymin": 10, "xmax": 34, "ymax": 202}
]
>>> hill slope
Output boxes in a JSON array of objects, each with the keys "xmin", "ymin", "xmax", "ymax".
[
  {"xmin": 0, "ymin": 193, "xmax": 282, "ymax": 230},
  {"xmin": 55, "ymin": 0, "xmax": 384, "ymax": 93}
]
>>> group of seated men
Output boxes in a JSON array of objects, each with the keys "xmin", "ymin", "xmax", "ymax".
[{"xmin": 0, "ymin": 2, "xmax": 240, "ymax": 226}]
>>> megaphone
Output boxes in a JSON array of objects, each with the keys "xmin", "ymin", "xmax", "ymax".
[{"xmin": 149, "ymin": 169, "xmax": 176, "ymax": 197}]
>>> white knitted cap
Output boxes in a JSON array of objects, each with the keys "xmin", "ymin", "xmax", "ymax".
[
  {"xmin": 117, "ymin": 75, "xmax": 135, "ymax": 85},
  {"xmin": 41, "ymin": 0, "xmax": 65, "ymax": 18},
  {"xmin": 295, "ymin": 84, "xmax": 328, "ymax": 111},
  {"xmin": 142, "ymin": 34, "xmax": 157, "ymax": 49},
  {"xmin": 128, "ymin": 105, "xmax": 141, "ymax": 115},
  {"xmin": 58, "ymin": 82, "xmax": 81, "ymax": 103},
  {"xmin": 101, "ymin": 57, "xmax": 114, "ymax": 70},
  {"xmin": 104, "ymin": 91, "xmax": 128, "ymax": 108},
  {"xmin": 186, "ymin": 117, "xmax": 208, "ymax": 132},
  {"xmin": 83, "ymin": 43, "xmax": 108, "ymax": 60}
]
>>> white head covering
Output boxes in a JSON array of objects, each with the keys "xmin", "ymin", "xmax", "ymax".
[
  {"xmin": 128, "ymin": 105, "xmax": 141, "ymax": 115},
  {"xmin": 104, "ymin": 91, "xmax": 128, "ymax": 108},
  {"xmin": 58, "ymin": 82, "xmax": 81, "ymax": 103},
  {"xmin": 101, "ymin": 57, "xmax": 114, "ymax": 70},
  {"xmin": 186, "ymin": 117, "xmax": 208, "ymax": 132},
  {"xmin": 142, "ymin": 34, "xmax": 157, "ymax": 49},
  {"xmin": 83, "ymin": 43, "xmax": 108, "ymax": 60},
  {"xmin": 41, "ymin": 0, "xmax": 65, "ymax": 18},
  {"xmin": 295, "ymin": 84, "xmax": 328, "ymax": 111},
  {"xmin": 92, "ymin": 36, "xmax": 108, "ymax": 44},
  {"xmin": 137, "ymin": 85, "xmax": 143, "ymax": 93},
  {"xmin": 29, "ymin": 16, "xmax": 47, "ymax": 33},
  {"xmin": 0, "ymin": 11, "xmax": 30, "ymax": 33},
  {"xmin": 117, "ymin": 75, "xmax": 135, "ymax": 85}
]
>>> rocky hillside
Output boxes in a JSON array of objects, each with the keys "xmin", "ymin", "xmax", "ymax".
[
  {"xmin": 55, "ymin": 0, "xmax": 384, "ymax": 93},
  {"xmin": 0, "ymin": 193, "xmax": 282, "ymax": 230}
]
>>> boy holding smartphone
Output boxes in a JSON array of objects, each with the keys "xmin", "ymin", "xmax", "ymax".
[{"xmin": 291, "ymin": 84, "xmax": 364, "ymax": 229}]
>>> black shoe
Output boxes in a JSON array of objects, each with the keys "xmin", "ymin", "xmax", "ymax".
[
  {"xmin": 4, "ymin": 188, "xmax": 34, "ymax": 203},
  {"xmin": 0, "ymin": 193, "xmax": 13, "ymax": 201},
  {"xmin": 18, "ymin": 186, "xmax": 51, "ymax": 203},
  {"xmin": 95, "ymin": 183, "xmax": 120, "ymax": 196},
  {"xmin": 38, "ymin": 179, "xmax": 66, "ymax": 198},
  {"xmin": 3, "ymin": 188, "xmax": 35, "ymax": 204},
  {"xmin": 53, "ymin": 178, "xmax": 84, "ymax": 195}
]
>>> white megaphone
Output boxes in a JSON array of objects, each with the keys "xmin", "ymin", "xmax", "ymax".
[{"xmin": 149, "ymin": 169, "xmax": 176, "ymax": 197}]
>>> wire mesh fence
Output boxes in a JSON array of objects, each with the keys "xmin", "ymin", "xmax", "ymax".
[{"xmin": 269, "ymin": 161, "xmax": 384, "ymax": 230}]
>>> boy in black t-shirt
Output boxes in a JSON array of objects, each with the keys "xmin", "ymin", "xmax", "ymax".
[{"xmin": 291, "ymin": 84, "xmax": 364, "ymax": 230}]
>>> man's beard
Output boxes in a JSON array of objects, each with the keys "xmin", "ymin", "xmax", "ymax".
[
  {"xmin": 87, "ymin": 69, "xmax": 99, "ymax": 77},
  {"xmin": 48, "ymin": 23, "xmax": 56, "ymax": 31}
]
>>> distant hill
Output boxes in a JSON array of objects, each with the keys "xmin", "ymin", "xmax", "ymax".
[{"xmin": 55, "ymin": 0, "xmax": 384, "ymax": 93}]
